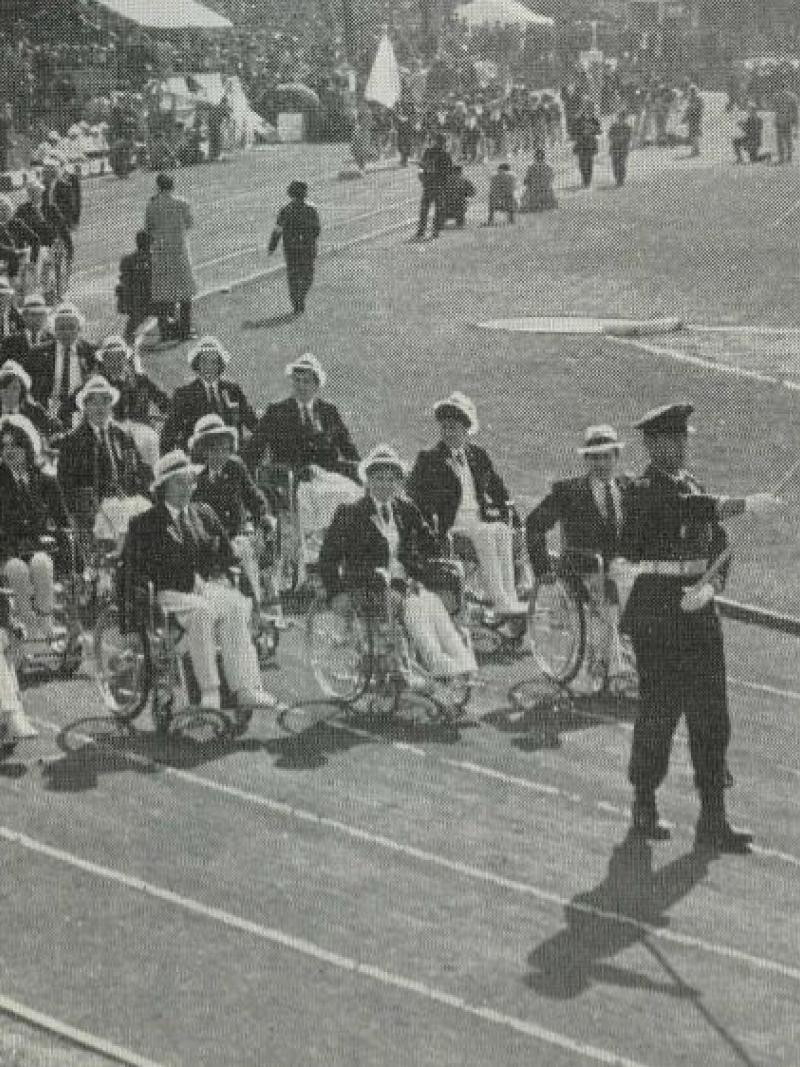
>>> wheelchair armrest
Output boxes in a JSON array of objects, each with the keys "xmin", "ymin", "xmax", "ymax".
[{"xmin": 558, "ymin": 549, "xmax": 603, "ymax": 576}]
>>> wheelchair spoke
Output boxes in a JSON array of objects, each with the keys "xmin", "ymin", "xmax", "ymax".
[
  {"xmin": 94, "ymin": 606, "xmax": 150, "ymax": 722},
  {"xmin": 528, "ymin": 578, "xmax": 586, "ymax": 684},
  {"xmin": 307, "ymin": 604, "xmax": 371, "ymax": 702}
]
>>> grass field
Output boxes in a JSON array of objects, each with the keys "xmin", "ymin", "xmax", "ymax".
[{"xmin": 2, "ymin": 104, "xmax": 800, "ymax": 1066}]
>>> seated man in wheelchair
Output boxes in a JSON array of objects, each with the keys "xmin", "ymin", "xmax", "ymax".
[
  {"xmin": 120, "ymin": 450, "xmax": 278, "ymax": 714},
  {"xmin": 318, "ymin": 444, "xmax": 476, "ymax": 683},
  {"xmin": 406, "ymin": 391, "xmax": 528, "ymax": 618},
  {"xmin": 188, "ymin": 413, "xmax": 276, "ymax": 611},
  {"xmin": 245, "ymin": 352, "xmax": 362, "ymax": 567},
  {"xmin": 525, "ymin": 424, "xmax": 631, "ymax": 693},
  {"xmin": 0, "ymin": 414, "xmax": 71, "ymax": 641}
]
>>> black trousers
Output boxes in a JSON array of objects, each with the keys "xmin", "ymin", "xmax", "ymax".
[
  {"xmin": 577, "ymin": 150, "xmax": 595, "ymax": 187},
  {"xmin": 611, "ymin": 151, "xmax": 628, "ymax": 186},
  {"xmin": 156, "ymin": 300, "xmax": 191, "ymax": 340},
  {"xmin": 628, "ymin": 605, "xmax": 730, "ymax": 797},
  {"xmin": 416, "ymin": 186, "xmax": 445, "ymax": 237},
  {"xmin": 285, "ymin": 253, "xmax": 315, "ymax": 313}
]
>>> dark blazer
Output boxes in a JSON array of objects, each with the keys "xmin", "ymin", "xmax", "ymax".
[
  {"xmin": 525, "ymin": 474, "xmax": 629, "ymax": 577},
  {"xmin": 57, "ymin": 419, "xmax": 151, "ymax": 518},
  {"xmin": 120, "ymin": 501, "xmax": 234, "ymax": 629},
  {"xmin": 0, "ymin": 463, "xmax": 71, "ymax": 563},
  {"xmin": 160, "ymin": 376, "xmax": 258, "ymax": 454},
  {"xmin": 0, "ymin": 219, "xmax": 38, "ymax": 278},
  {"xmin": 0, "ymin": 304, "xmax": 25, "ymax": 342},
  {"xmin": 60, "ymin": 371, "xmax": 168, "ymax": 429},
  {"xmin": 45, "ymin": 177, "xmax": 80, "ymax": 228},
  {"xmin": 12, "ymin": 202, "xmax": 57, "ymax": 263},
  {"xmin": 406, "ymin": 440, "xmax": 517, "ymax": 537},
  {"xmin": 1, "ymin": 330, "xmax": 53, "ymax": 378},
  {"xmin": 0, "ymin": 397, "xmax": 63, "ymax": 442},
  {"xmin": 318, "ymin": 493, "xmax": 439, "ymax": 601},
  {"xmin": 19, "ymin": 337, "xmax": 96, "ymax": 406},
  {"xmin": 192, "ymin": 455, "xmax": 269, "ymax": 538},
  {"xmin": 245, "ymin": 396, "xmax": 359, "ymax": 479}
]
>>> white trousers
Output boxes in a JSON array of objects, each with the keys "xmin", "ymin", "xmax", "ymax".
[
  {"xmin": 231, "ymin": 534, "xmax": 261, "ymax": 607},
  {"xmin": 158, "ymin": 579, "xmax": 261, "ymax": 700},
  {"xmin": 4, "ymin": 554, "xmax": 55, "ymax": 627},
  {"xmin": 404, "ymin": 588, "xmax": 477, "ymax": 678},
  {"xmin": 120, "ymin": 420, "xmax": 160, "ymax": 470},
  {"xmin": 297, "ymin": 471, "xmax": 362, "ymax": 540},
  {"xmin": 453, "ymin": 515, "xmax": 524, "ymax": 613}
]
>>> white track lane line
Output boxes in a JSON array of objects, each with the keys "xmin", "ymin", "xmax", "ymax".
[
  {"xmin": 30, "ymin": 718, "xmax": 800, "ymax": 977},
  {"xmin": 729, "ymin": 676, "xmax": 800, "ymax": 702},
  {"xmin": 0, "ymin": 825, "xmax": 650, "ymax": 1067},
  {"xmin": 0, "ymin": 992, "xmax": 164, "ymax": 1067}
]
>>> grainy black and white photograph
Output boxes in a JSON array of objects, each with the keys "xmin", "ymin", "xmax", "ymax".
[{"xmin": 0, "ymin": 0, "xmax": 798, "ymax": 1063}]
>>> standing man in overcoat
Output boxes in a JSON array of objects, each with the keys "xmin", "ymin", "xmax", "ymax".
[
  {"xmin": 144, "ymin": 172, "xmax": 196, "ymax": 343},
  {"xmin": 268, "ymin": 180, "xmax": 320, "ymax": 316}
]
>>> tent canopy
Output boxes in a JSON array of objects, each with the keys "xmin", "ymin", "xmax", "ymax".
[
  {"xmin": 456, "ymin": 0, "xmax": 553, "ymax": 28},
  {"xmin": 92, "ymin": 0, "xmax": 232, "ymax": 30}
]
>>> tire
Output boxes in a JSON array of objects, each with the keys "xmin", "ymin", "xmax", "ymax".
[
  {"xmin": 528, "ymin": 577, "xmax": 586, "ymax": 685},
  {"xmin": 306, "ymin": 602, "xmax": 372, "ymax": 703},
  {"xmin": 94, "ymin": 605, "xmax": 151, "ymax": 723}
]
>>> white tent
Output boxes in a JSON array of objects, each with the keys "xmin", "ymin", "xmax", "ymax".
[
  {"xmin": 364, "ymin": 33, "xmax": 402, "ymax": 109},
  {"xmin": 456, "ymin": 0, "xmax": 554, "ymax": 28},
  {"xmin": 93, "ymin": 0, "xmax": 232, "ymax": 30}
]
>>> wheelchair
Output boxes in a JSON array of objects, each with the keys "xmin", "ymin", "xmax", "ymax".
[
  {"xmin": 527, "ymin": 550, "xmax": 637, "ymax": 696},
  {"xmin": 0, "ymin": 586, "xmax": 28, "ymax": 759},
  {"xmin": 94, "ymin": 567, "xmax": 274, "ymax": 738},
  {"xmin": 306, "ymin": 564, "xmax": 475, "ymax": 723},
  {"xmin": 4, "ymin": 529, "xmax": 86, "ymax": 680},
  {"xmin": 447, "ymin": 508, "xmax": 533, "ymax": 655}
]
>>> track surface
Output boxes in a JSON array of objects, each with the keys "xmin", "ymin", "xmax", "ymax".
[{"xmin": 3, "ymin": 112, "xmax": 800, "ymax": 1066}]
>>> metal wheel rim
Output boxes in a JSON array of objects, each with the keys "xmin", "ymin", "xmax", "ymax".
[
  {"xmin": 307, "ymin": 605, "xmax": 371, "ymax": 702},
  {"xmin": 528, "ymin": 579, "xmax": 584, "ymax": 684}
]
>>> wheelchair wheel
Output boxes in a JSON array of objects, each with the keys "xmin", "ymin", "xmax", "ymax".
[
  {"xmin": 94, "ymin": 605, "xmax": 151, "ymax": 723},
  {"xmin": 528, "ymin": 577, "xmax": 586, "ymax": 685},
  {"xmin": 307, "ymin": 602, "xmax": 372, "ymax": 703}
]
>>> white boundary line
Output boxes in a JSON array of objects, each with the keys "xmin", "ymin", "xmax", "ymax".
[
  {"xmin": 0, "ymin": 824, "xmax": 649, "ymax": 1067},
  {"xmin": 0, "ymin": 992, "xmax": 164, "ymax": 1067},
  {"xmin": 32, "ymin": 718, "xmax": 800, "ymax": 979}
]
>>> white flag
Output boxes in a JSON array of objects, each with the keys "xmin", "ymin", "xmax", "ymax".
[{"xmin": 364, "ymin": 33, "xmax": 401, "ymax": 109}]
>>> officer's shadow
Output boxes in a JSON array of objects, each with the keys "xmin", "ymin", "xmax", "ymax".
[{"xmin": 526, "ymin": 833, "xmax": 710, "ymax": 1000}]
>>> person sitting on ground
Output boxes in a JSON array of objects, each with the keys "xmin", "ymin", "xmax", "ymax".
[
  {"xmin": 733, "ymin": 103, "xmax": 769, "ymax": 164},
  {"xmin": 160, "ymin": 335, "xmax": 258, "ymax": 455},
  {"xmin": 521, "ymin": 148, "xmax": 558, "ymax": 211},
  {"xmin": 319, "ymin": 444, "xmax": 477, "ymax": 687},
  {"xmin": 487, "ymin": 162, "xmax": 516, "ymax": 225},
  {"xmin": 116, "ymin": 230, "xmax": 152, "ymax": 344},
  {"xmin": 120, "ymin": 449, "xmax": 278, "ymax": 714},
  {"xmin": 407, "ymin": 392, "xmax": 528, "ymax": 617},
  {"xmin": 0, "ymin": 414, "xmax": 71, "ymax": 640},
  {"xmin": 442, "ymin": 164, "xmax": 476, "ymax": 228},
  {"xmin": 189, "ymin": 413, "xmax": 275, "ymax": 610},
  {"xmin": 0, "ymin": 359, "xmax": 62, "ymax": 444},
  {"xmin": 526, "ymin": 423, "xmax": 632, "ymax": 694}
]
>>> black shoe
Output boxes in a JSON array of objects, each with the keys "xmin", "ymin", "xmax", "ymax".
[
  {"xmin": 632, "ymin": 802, "xmax": 671, "ymax": 841},
  {"xmin": 695, "ymin": 819, "xmax": 753, "ymax": 854}
]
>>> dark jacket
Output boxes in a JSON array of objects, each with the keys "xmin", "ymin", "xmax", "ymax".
[
  {"xmin": 0, "ymin": 220, "xmax": 35, "ymax": 278},
  {"xmin": 12, "ymin": 202, "xmax": 59, "ymax": 263},
  {"xmin": 406, "ymin": 440, "xmax": 517, "ymax": 537},
  {"xmin": 117, "ymin": 249, "xmax": 151, "ymax": 315},
  {"xmin": 0, "ymin": 397, "xmax": 63, "ymax": 442},
  {"xmin": 318, "ymin": 493, "xmax": 439, "ymax": 600},
  {"xmin": 0, "ymin": 462, "xmax": 71, "ymax": 563},
  {"xmin": 17, "ymin": 337, "xmax": 96, "ymax": 406},
  {"xmin": 268, "ymin": 201, "xmax": 320, "ymax": 260},
  {"xmin": 245, "ymin": 396, "xmax": 359, "ymax": 479},
  {"xmin": 160, "ymin": 376, "xmax": 258, "ymax": 455},
  {"xmin": 192, "ymin": 455, "xmax": 269, "ymax": 538},
  {"xmin": 44, "ymin": 176, "xmax": 80, "ymax": 228},
  {"xmin": 418, "ymin": 145, "xmax": 452, "ymax": 190},
  {"xmin": 572, "ymin": 113, "xmax": 601, "ymax": 154},
  {"xmin": 120, "ymin": 501, "xmax": 235, "ymax": 629},
  {"xmin": 57, "ymin": 419, "xmax": 151, "ymax": 518},
  {"xmin": 0, "ymin": 303, "xmax": 25, "ymax": 341},
  {"xmin": 60, "ymin": 371, "xmax": 168, "ymax": 429},
  {"xmin": 525, "ymin": 474, "xmax": 629, "ymax": 577}
]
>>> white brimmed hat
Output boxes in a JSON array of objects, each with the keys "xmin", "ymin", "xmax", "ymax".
[
  {"xmin": 51, "ymin": 301, "xmax": 86, "ymax": 327},
  {"xmin": 577, "ymin": 424, "xmax": 625, "ymax": 455},
  {"xmin": 151, "ymin": 449, "xmax": 203, "ymax": 491},
  {"xmin": 75, "ymin": 374, "xmax": 121, "ymax": 411},
  {"xmin": 0, "ymin": 413, "xmax": 42, "ymax": 464},
  {"xmin": 187, "ymin": 335, "xmax": 231, "ymax": 369},
  {"xmin": 0, "ymin": 275, "xmax": 14, "ymax": 294},
  {"xmin": 0, "ymin": 360, "xmax": 32, "ymax": 392},
  {"xmin": 433, "ymin": 391, "xmax": 479, "ymax": 435},
  {"xmin": 188, "ymin": 413, "xmax": 238, "ymax": 453},
  {"xmin": 285, "ymin": 352, "xmax": 326, "ymax": 388},
  {"xmin": 22, "ymin": 292, "xmax": 48, "ymax": 311},
  {"xmin": 358, "ymin": 444, "xmax": 407, "ymax": 483},
  {"xmin": 96, "ymin": 334, "xmax": 131, "ymax": 361}
]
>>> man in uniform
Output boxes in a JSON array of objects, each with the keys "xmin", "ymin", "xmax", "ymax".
[
  {"xmin": 267, "ymin": 180, "xmax": 321, "ymax": 316},
  {"xmin": 414, "ymin": 134, "xmax": 452, "ymax": 240},
  {"xmin": 773, "ymin": 80, "xmax": 799, "ymax": 164},
  {"xmin": 618, "ymin": 402, "xmax": 780, "ymax": 852}
]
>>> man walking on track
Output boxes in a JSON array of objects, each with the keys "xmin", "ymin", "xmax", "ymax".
[
  {"xmin": 618, "ymin": 402, "xmax": 781, "ymax": 852},
  {"xmin": 414, "ymin": 134, "xmax": 452, "ymax": 240},
  {"xmin": 144, "ymin": 172, "xmax": 197, "ymax": 344},
  {"xmin": 268, "ymin": 180, "xmax": 321, "ymax": 316}
]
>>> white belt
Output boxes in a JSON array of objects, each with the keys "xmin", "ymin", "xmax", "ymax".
[{"xmin": 638, "ymin": 560, "xmax": 707, "ymax": 577}]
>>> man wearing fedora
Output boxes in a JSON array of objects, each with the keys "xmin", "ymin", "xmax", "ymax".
[
  {"xmin": 618, "ymin": 402, "xmax": 781, "ymax": 851},
  {"xmin": 28, "ymin": 301, "xmax": 96, "ymax": 416},
  {"xmin": 526, "ymin": 423, "xmax": 631, "ymax": 694},
  {"xmin": 1, "ymin": 293, "xmax": 51, "ymax": 370},
  {"xmin": 407, "ymin": 392, "xmax": 526, "ymax": 618},
  {"xmin": 57, "ymin": 375, "xmax": 151, "ymax": 535},
  {"xmin": 267, "ymin": 180, "xmax": 321, "ymax": 316},
  {"xmin": 0, "ymin": 359, "xmax": 63, "ymax": 444},
  {"xmin": 121, "ymin": 450, "xmax": 277, "ymax": 714},
  {"xmin": 160, "ymin": 336, "xmax": 257, "ymax": 455}
]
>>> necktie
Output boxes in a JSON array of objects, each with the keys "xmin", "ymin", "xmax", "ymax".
[
  {"xmin": 208, "ymin": 383, "xmax": 221, "ymax": 414},
  {"xmin": 59, "ymin": 344, "xmax": 71, "ymax": 396},
  {"xmin": 98, "ymin": 428, "xmax": 118, "ymax": 492},
  {"xmin": 179, "ymin": 508, "xmax": 193, "ymax": 543},
  {"xmin": 302, "ymin": 404, "xmax": 313, "ymax": 429},
  {"xmin": 604, "ymin": 482, "xmax": 618, "ymax": 534},
  {"xmin": 453, "ymin": 450, "xmax": 465, "ymax": 466},
  {"xmin": 381, "ymin": 503, "xmax": 391, "ymax": 524}
]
